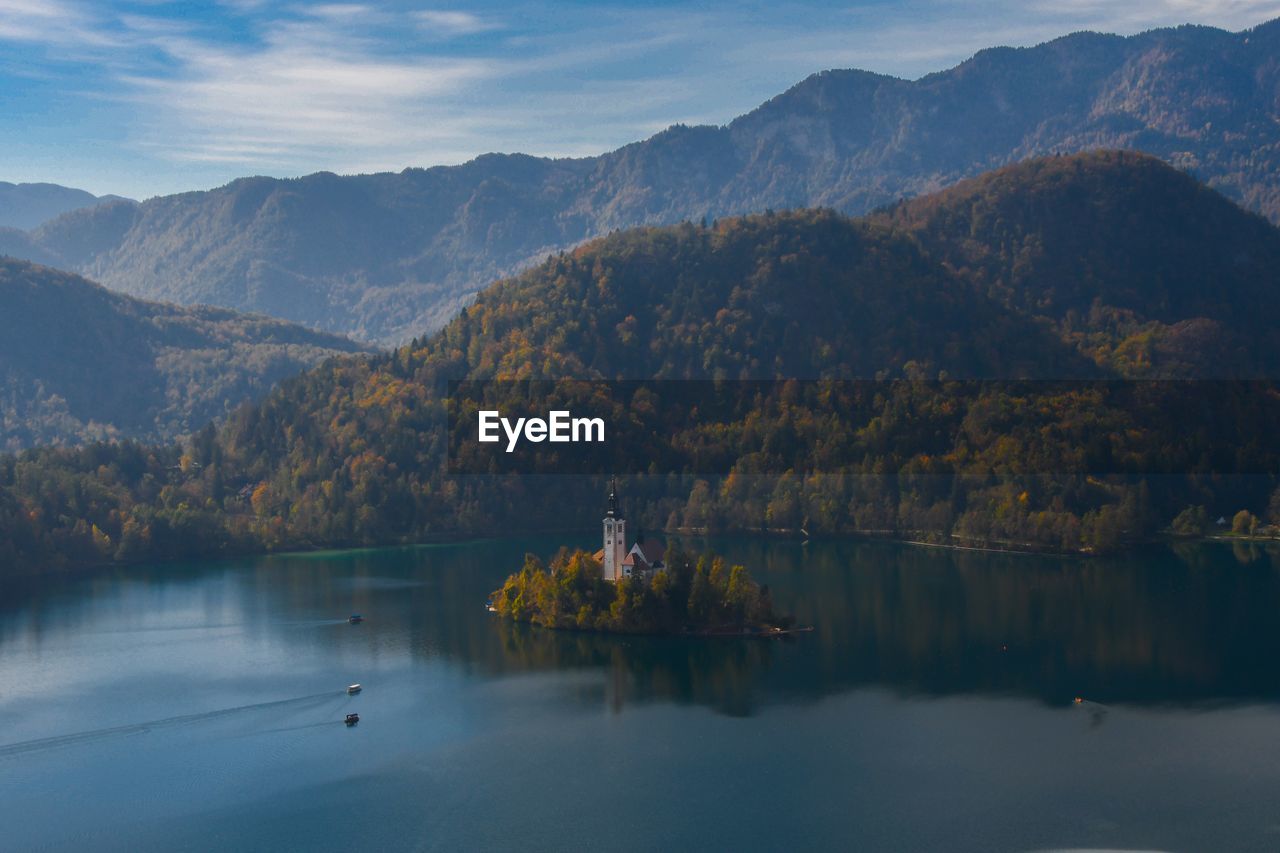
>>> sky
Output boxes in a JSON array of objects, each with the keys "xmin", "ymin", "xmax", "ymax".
[{"xmin": 1, "ymin": 0, "xmax": 1278, "ymax": 200}]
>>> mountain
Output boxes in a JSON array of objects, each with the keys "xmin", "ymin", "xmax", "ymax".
[
  {"xmin": 0, "ymin": 181, "xmax": 133, "ymax": 230},
  {"xmin": 871, "ymin": 150, "xmax": 1280, "ymax": 376},
  {"xmin": 3, "ymin": 20, "xmax": 1279, "ymax": 345},
  {"xmin": 3, "ymin": 153, "xmax": 1278, "ymax": 575},
  {"xmin": 0, "ymin": 258, "xmax": 371, "ymax": 450}
]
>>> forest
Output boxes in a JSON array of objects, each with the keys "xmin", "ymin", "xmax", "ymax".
[
  {"xmin": 0, "ymin": 257, "xmax": 368, "ymax": 449},
  {"xmin": 3, "ymin": 153, "xmax": 1280, "ymax": 578}
]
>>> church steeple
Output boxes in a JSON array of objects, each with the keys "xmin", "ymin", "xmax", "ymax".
[{"xmin": 601, "ymin": 476, "xmax": 625, "ymax": 582}]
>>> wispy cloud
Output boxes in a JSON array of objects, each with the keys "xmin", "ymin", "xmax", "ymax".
[
  {"xmin": 1021, "ymin": 0, "xmax": 1280, "ymax": 31},
  {"xmin": 109, "ymin": 4, "xmax": 710, "ymax": 173},
  {"xmin": 305, "ymin": 3, "xmax": 376, "ymax": 19},
  {"xmin": 1, "ymin": 0, "xmax": 1278, "ymax": 196},
  {"xmin": 415, "ymin": 9, "xmax": 501, "ymax": 37},
  {"xmin": 0, "ymin": 0, "xmax": 123, "ymax": 48},
  {"xmin": 122, "ymin": 17, "xmax": 500, "ymax": 168}
]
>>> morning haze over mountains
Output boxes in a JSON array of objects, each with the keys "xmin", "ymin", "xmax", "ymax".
[
  {"xmin": 0, "ymin": 182, "xmax": 132, "ymax": 231},
  {"xmin": 4, "ymin": 19, "xmax": 1280, "ymax": 348}
]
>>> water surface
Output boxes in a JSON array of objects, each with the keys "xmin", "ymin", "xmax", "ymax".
[{"xmin": 4, "ymin": 537, "xmax": 1280, "ymax": 851}]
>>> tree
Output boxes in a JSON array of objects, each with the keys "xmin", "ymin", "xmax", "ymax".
[
  {"xmin": 687, "ymin": 566, "xmax": 713, "ymax": 623},
  {"xmin": 725, "ymin": 564, "xmax": 760, "ymax": 625},
  {"xmin": 1171, "ymin": 505, "xmax": 1208, "ymax": 536},
  {"xmin": 1231, "ymin": 510, "xmax": 1259, "ymax": 536}
]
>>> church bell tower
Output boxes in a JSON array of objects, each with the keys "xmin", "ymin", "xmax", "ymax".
[{"xmin": 602, "ymin": 476, "xmax": 626, "ymax": 582}]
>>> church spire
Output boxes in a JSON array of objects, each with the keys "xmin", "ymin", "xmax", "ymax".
[{"xmin": 602, "ymin": 476, "xmax": 625, "ymax": 582}]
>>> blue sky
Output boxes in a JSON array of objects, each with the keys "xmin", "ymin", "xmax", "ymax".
[{"xmin": 2, "ymin": 0, "xmax": 1278, "ymax": 200}]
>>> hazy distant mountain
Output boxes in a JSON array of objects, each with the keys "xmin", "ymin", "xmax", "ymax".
[
  {"xmin": 0, "ymin": 258, "xmax": 370, "ymax": 450},
  {"xmin": 0, "ymin": 181, "xmax": 133, "ymax": 230},
  {"xmin": 5, "ymin": 19, "xmax": 1279, "ymax": 345}
]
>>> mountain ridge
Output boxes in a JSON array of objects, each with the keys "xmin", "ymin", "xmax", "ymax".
[
  {"xmin": 4, "ymin": 19, "xmax": 1279, "ymax": 345},
  {"xmin": 0, "ymin": 257, "xmax": 371, "ymax": 450},
  {"xmin": 871, "ymin": 150, "xmax": 1280, "ymax": 376},
  {"xmin": 0, "ymin": 181, "xmax": 134, "ymax": 231}
]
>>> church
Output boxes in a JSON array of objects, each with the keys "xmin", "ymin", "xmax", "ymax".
[{"xmin": 593, "ymin": 477, "xmax": 665, "ymax": 582}]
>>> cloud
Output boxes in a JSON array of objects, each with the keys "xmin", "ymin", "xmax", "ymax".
[
  {"xmin": 99, "ymin": 4, "xmax": 713, "ymax": 174},
  {"xmin": 0, "ymin": 0, "xmax": 125, "ymax": 48},
  {"xmin": 120, "ymin": 14, "xmax": 502, "ymax": 169},
  {"xmin": 3, "ymin": 0, "xmax": 1280, "ymax": 196},
  {"xmin": 302, "ymin": 4, "xmax": 382, "ymax": 24},
  {"xmin": 1022, "ymin": 0, "xmax": 1280, "ymax": 31},
  {"xmin": 414, "ymin": 9, "xmax": 500, "ymax": 37}
]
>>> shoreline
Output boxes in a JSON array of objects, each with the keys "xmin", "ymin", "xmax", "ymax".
[
  {"xmin": 494, "ymin": 616, "xmax": 815, "ymax": 640},
  {"xmin": 13, "ymin": 525, "xmax": 1278, "ymax": 585}
]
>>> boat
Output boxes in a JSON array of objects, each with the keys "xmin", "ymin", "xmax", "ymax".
[
  {"xmin": 348, "ymin": 614, "xmax": 364, "ymax": 623},
  {"xmin": 347, "ymin": 683, "xmax": 362, "ymax": 695},
  {"xmin": 345, "ymin": 713, "xmax": 360, "ymax": 726}
]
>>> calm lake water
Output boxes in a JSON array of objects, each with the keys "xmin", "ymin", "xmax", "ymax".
[{"xmin": 4, "ymin": 536, "xmax": 1280, "ymax": 852}]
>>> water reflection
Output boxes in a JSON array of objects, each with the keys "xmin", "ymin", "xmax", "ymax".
[
  {"xmin": 5, "ymin": 537, "xmax": 1280, "ymax": 719},
  {"xmin": 712, "ymin": 537, "xmax": 1280, "ymax": 707},
  {"xmin": 491, "ymin": 620, "xmax": 780, "ymax": 716}
]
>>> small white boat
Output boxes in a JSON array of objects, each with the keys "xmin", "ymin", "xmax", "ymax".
[{"xmin": 347, "ymin": 683, "xmax": 362, "ymax": 694}]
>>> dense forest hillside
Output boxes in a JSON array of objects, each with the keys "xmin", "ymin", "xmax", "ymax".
[
  {"xmin": 2, "ymin": 153, "xmax": 1279, "ymax": 576},
  {"xmin": 873, "ymin": 151, "xmax": 1280, "ymax": 376},
  {"xmin": 0, "ymin": 181, "xmax": 132, "ymax": 230},
  {"xmin": 2, "ymin": 20, "xmax": 1278, "ymax": 344},
  {"xmin": 0, "ymin": 258, "xmax": 370, "ymax": 450}
]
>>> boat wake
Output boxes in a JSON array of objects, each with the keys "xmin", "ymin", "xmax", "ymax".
[
  {"xmin": 278, "ymin": 619, "xmax": 354, "ymax": 628},
  {"xmin": 83, "ymin": 622, "xmax": 247, "ymax": 635},
  {"xmin": 251, "ymin": 719, "xmax": 348, "ymax": 735},
  {"xmin": 0, "ymin": 691, "xmax": 344, "ymax": 759}
]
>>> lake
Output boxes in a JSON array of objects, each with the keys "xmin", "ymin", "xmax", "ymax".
[{"xmin": 3, "ymin": 536, "xmax": 1280, "ymax": 852}]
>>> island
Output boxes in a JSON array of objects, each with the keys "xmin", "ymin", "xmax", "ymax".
[
  {"xmin": 489, "ymin": 545, "xmax": 801, "ymax": 636},
  {"xmin": 489, "ymin": 480, "xmax": 804, "ymax": 636}
]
